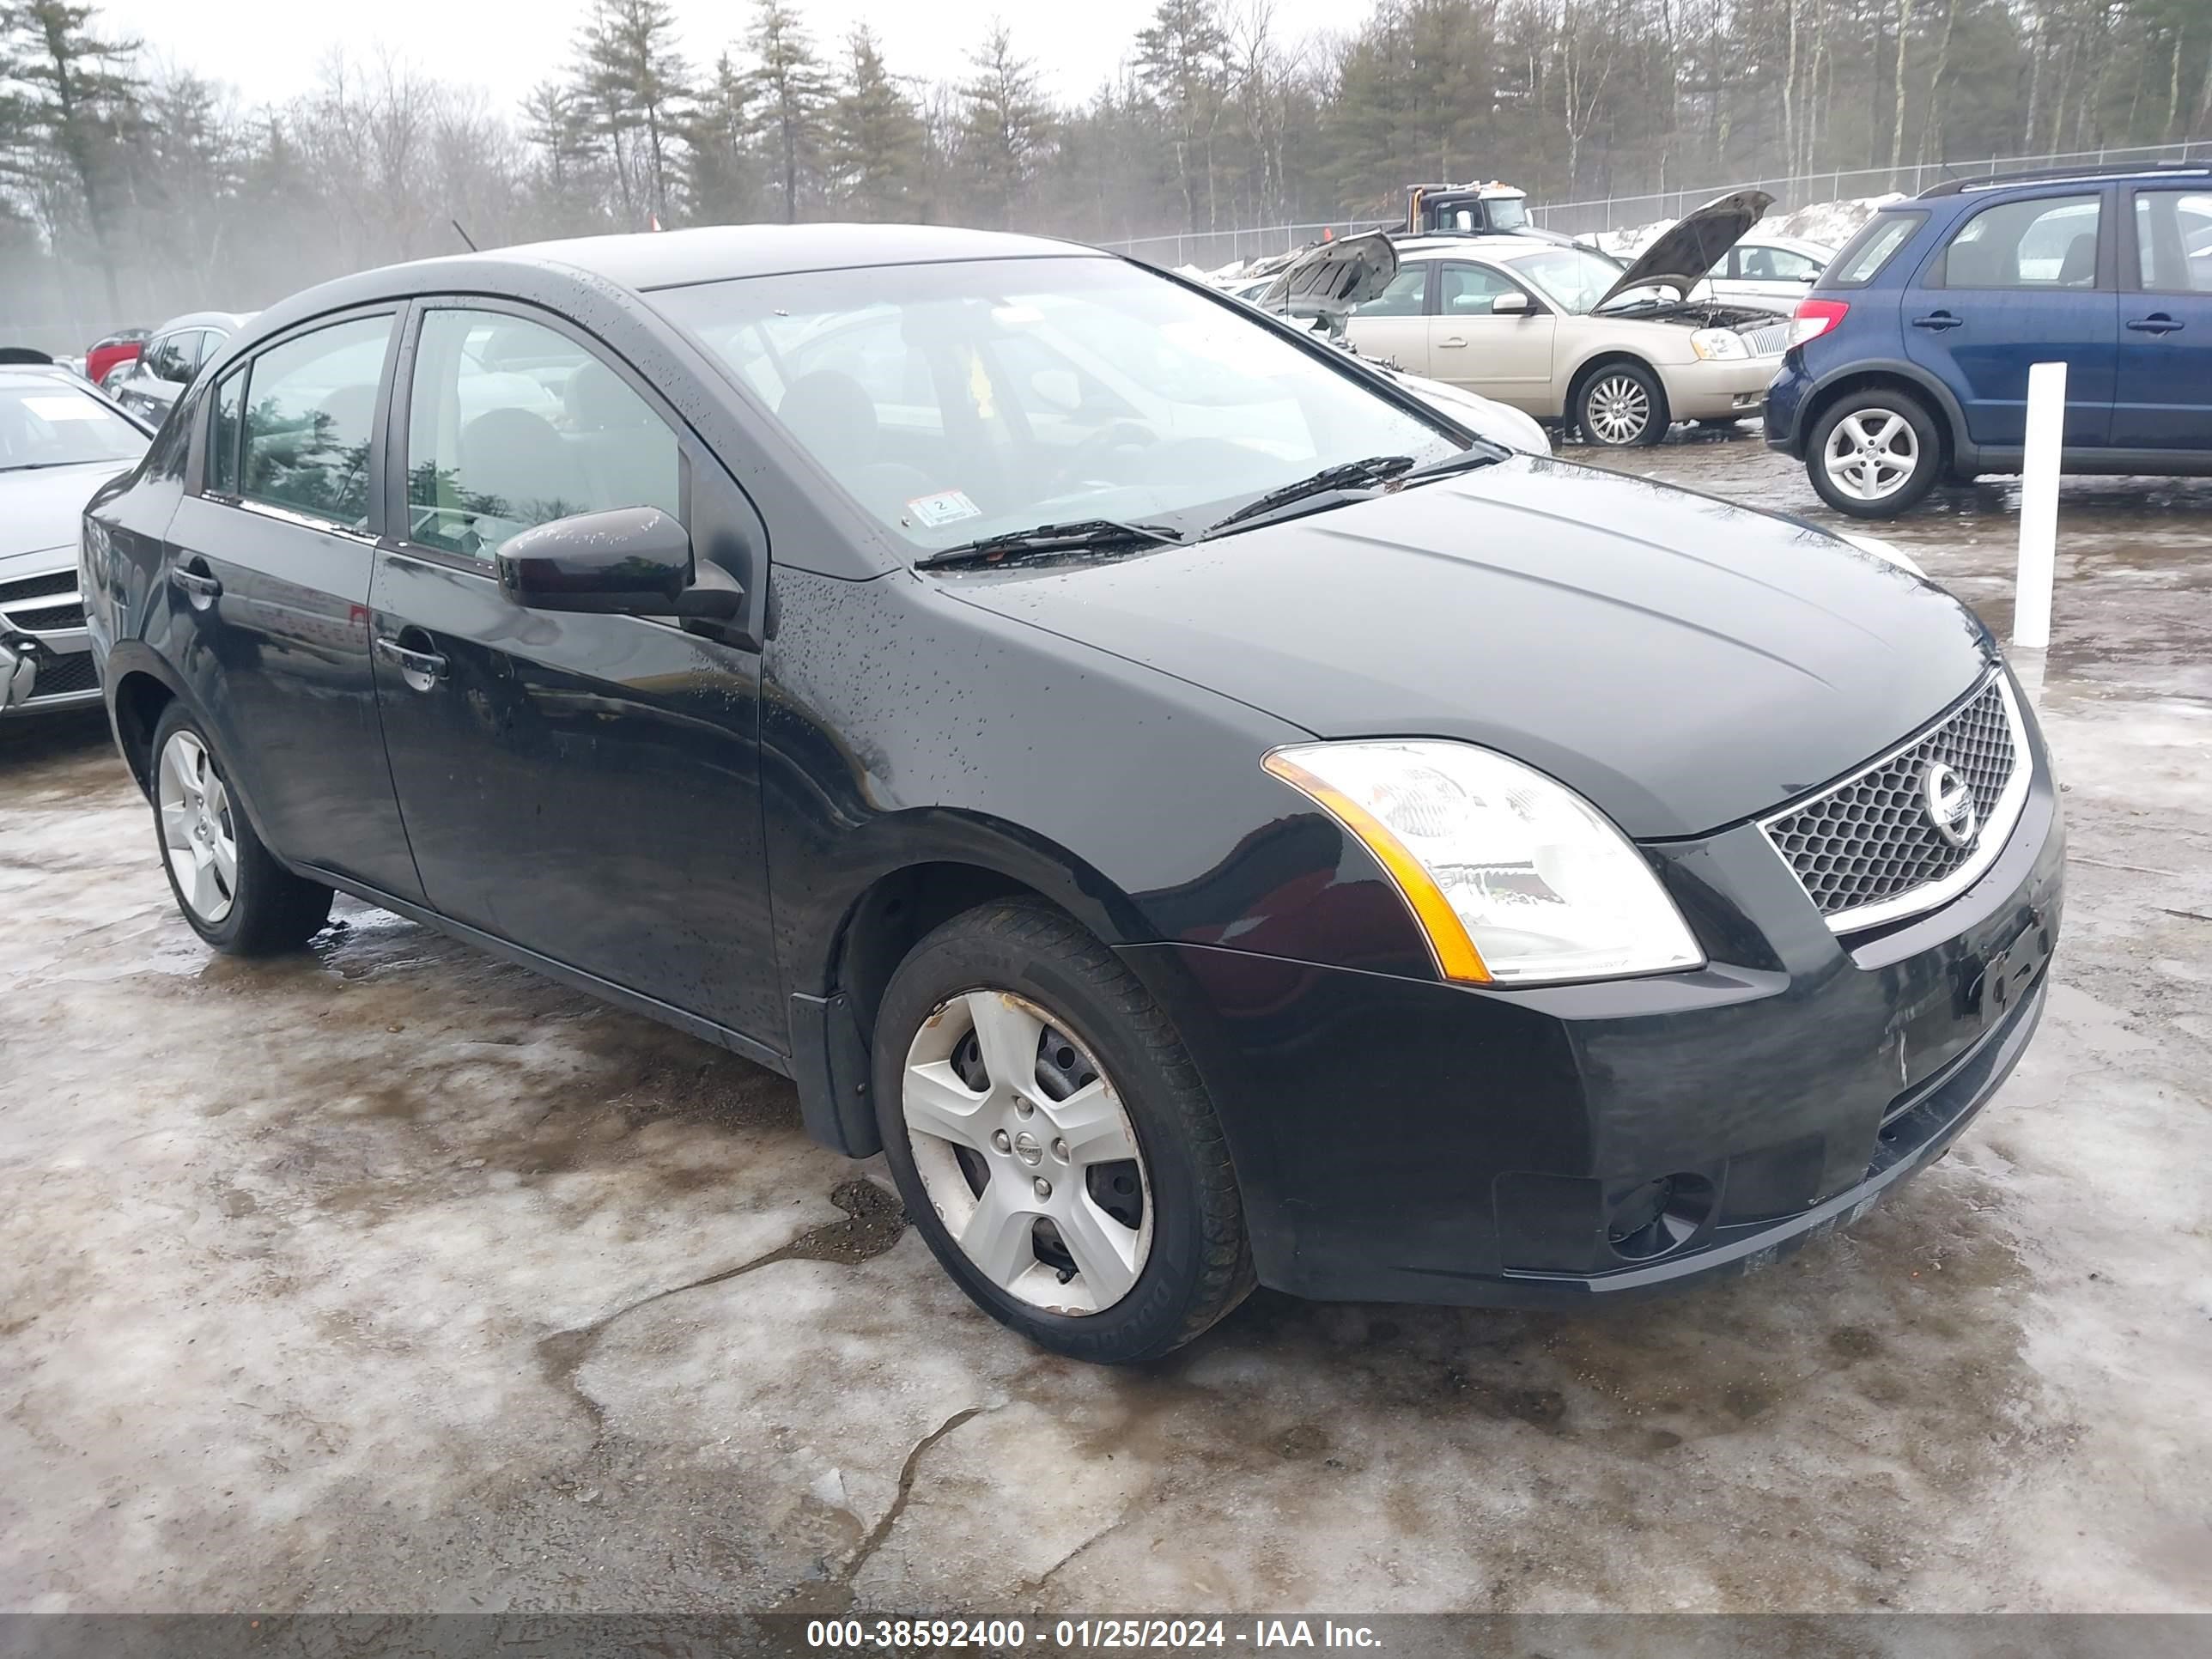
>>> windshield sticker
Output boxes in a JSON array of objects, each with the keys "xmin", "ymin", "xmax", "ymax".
[
  {"xmin": 906, "ymin": 489, "xmax": 982, "ymax": 528},
  {"xmin": 25, "ymin": 395, "xmax": 106, "ymax": 422}
]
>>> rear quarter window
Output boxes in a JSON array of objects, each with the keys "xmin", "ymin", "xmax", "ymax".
[{"xmin": 1825, "ymin": 211, "xmax": 1929, "ymax": 286}]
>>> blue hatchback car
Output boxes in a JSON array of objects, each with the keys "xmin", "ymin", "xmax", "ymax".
[{"xmin": 1765, "ymin": 162, "xmax": 2212, "ymax": 516}]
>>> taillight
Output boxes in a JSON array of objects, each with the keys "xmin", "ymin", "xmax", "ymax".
[{"xmin": 1790, "ymin": 298, "xmax": 1850, "ymax": 348}]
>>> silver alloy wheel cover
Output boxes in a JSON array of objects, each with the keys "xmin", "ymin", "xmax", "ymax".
[
  {"xmin": 157, "ymin": 729, "xmax": 239, "ymax": 925},
  {"xmin": 1823, "ymin": 407, "xmax": 1919, "ymax": 501},
  {"xmin": 1584, "ymin": 373, "xmax": 1652, "ymax": 444},
  {"xmin": 902, "ymin": 989, "xmax": 1153, "ymax": 1315}
]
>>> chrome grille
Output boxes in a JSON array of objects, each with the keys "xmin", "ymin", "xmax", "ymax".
[
  {"xmin": 0, "ymin": 570, "xmax": 75, "ymax": 606},
  {"xmin": 1741, "ymin": 322, "xmax": 1790, "ymax": 356},
  {"xmin": 5, "ymin": 599, "xmax": 84, "ymax": 630},
  {"xmin": 24, "ymin": 651, "xmax": 97, "ymax": 701},
  {"xmin": 1762, "ymin": 675, "xmax": 2027, "ymax": 931}
]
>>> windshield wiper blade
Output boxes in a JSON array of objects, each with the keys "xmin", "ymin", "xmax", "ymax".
[
  {"xmin": 915, "ymin": 518, "xmax": 1185, "ymax": 571},
  {"xmin": 1198, "ymin": 454, "xmax": 1415, "ymax": 538},
  {"xmin": 1400, "ymin": 439, "xmax": 1514, "ymax": 482}
]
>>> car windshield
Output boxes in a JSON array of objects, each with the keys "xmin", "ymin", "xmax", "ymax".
[
  {"xmin": 652, "ymin": 256, "xmax": 1464, "ymax": 555},
  {"xmin": 1500, "ymin": 246, "xmax": 1638, "ymax": 314},
  {"xmin": 0, "ymin": 381, "xmax": 145, "ymax": 471}
]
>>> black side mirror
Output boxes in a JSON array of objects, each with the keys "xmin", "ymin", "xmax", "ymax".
[{"xmin": 496, "ymin": 506, "xmax": 741, "ymax": 623}]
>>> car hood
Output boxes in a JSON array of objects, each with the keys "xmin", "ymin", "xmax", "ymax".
[
  {"xmin": 937, "ymin": 458, "xmax": 1994, "ymax": 839},
  {"xmin": 1596, "ymin": 189, "xmax": 1774, "ymax": 311},
  {"xmin": 1255, "ymin": 231, "xmax": 1398, "ymax": 320},
  {"xmin": 3, "ymin": 460, "xmax": 137, "ymax": 563}
]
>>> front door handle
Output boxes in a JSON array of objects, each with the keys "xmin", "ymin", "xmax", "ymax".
[
  {"xmin": 374, "ymin": 635, "xmax": 448, "ymax": 691},
  {"xmin": 1911, "ymin": 312, "xmax": 1964, "ymax": 331},
  {"xmin": 1437, "ymin": 336, "xmax": 1468, "ymax": 348},
  {"xmin": 169, "ymin": 564, "xmax": 222, "ymax": 608},
  {"xmin": 2126, "ymin": 313, "xmax": 2184, "ymax": 334}
]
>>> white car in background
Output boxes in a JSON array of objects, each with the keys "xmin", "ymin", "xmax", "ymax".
[{"xmin": 1703, "ymin": 234, "xmax": 1836, "ymax": 306}]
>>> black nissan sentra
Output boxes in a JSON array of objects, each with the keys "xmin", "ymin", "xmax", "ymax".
[{"xmin": 82, "ymin": 225, "xmax": 2062, "ymax": 1363}]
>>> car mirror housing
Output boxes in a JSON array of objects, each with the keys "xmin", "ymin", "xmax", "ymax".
[
  {"xmin": 1492, "ymin": 292, "xmax": 1531, "ymax": 315},
  {"xmin": 496, "ymin": 506, "xmax": 737, "ymax": 621}
]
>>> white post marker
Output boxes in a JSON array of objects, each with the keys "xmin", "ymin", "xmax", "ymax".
[{"xmin": 2014, "ymin": 360, "xmax": 2065, "ymax": 653}]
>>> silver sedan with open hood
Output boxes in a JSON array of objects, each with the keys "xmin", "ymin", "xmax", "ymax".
[{"xmin": 1345, "ymin": 190, "xmax": 1792, "ymax": 447}]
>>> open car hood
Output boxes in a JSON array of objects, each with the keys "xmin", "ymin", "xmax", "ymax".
[
  {"xmin": 1595, "ymin": 189, "xmax": 1774, "ymax": 311},
  {"xmin": 1255, "ymin": 231, "xmax": 1399, "ymax": 320}
]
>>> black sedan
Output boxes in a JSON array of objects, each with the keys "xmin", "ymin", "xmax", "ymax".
[{"xmin": 82, "ymin": 225, "xmax": 2062, "ymax": 1363}]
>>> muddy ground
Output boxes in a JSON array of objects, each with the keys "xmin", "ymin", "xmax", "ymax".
[{"xmin": 3, "ymin": 438, "xmax": 2207, "ymax": 1615}]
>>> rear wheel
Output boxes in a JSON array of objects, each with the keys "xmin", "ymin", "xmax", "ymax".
[
  {"xmin": 872, "ymin": 898, "xmax": 1253, "ymax": 1363},
  {"xmin": 151, "ymin": 704, "xmax": 333, "ymax": 955},
  {"xmin": 1574, "ymin": 362, "xmax": 1669, "ymax": 447},
  {"xmin": 1807, "ymin": 388, "xmax": 1942, "ymax": 518}
]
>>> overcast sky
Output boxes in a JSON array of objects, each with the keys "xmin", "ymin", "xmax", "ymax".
[{"xmin": 97, "ymin": 0, "xmax": 1347, "ymax": 116}]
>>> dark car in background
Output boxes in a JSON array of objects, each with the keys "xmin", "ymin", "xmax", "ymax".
[
  {"xmin": 2, "ymin": 366, "xmax": 152, "ymax": 716},
  {"xmin": 85, "ymin": 226, "xmax": 2060, "ymax": 1363},
  {"xmin": 1765, "ymin": 161, "xmax": 2212, "ymax": 515},
  {"xmin": 110, "ymin": 311, "xmax": 254, "ymax": 426}
]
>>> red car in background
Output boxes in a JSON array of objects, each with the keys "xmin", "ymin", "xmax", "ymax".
[{"xmin": 84, "ymin": 328, "xmax": 150, "ymax": 388}]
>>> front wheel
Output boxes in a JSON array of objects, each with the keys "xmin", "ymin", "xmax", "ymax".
[
  {"xmin": 1574, "ymin": 362, "xmax": 1669, "ymax": 447},
  {"xmin": 872, "ymin": 899, "xmax": 1254, "ymax": 1363},
  {"xmin": 150, "ymin": 703, "xmax": 334, "ymax": 955},
  {"xmin": 1807, "ymin": 390, "xmax": 1943, "ymax": 517}
]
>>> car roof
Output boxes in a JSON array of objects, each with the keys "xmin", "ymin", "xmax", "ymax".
[
  {"xmin": 153, "ymin": 310, "xmax": 254, "ymax": 333},
  {"xmin": 1917, "ymin": 161, "xmax": 2212, "ymax": 200},
  {"xmin": 225, "ymin": 223, "xmax": 1113, "ymax": 356},
  {"xmin": 1393, "ymin": 235, "xmax": 1551, "ymax": 259},
  {"xmin": 492, "ymin": 222, "xmax": 1094, "ymax": 289},
  {"xmin": 1740, "ymin": 234, "xmax": 1832, "ymax": 255}
]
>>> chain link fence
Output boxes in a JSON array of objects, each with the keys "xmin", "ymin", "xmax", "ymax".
[{"xmin": 1097, "ymin": 140, "xmax": 2212, "ymax": 271}]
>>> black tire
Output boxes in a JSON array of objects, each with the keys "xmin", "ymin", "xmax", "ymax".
[
  {"xmin": 1805, "ymin": 387, "xmax": 1943, "ymax": 519},
  {"xmin": 149, "ymin": 702, "xmax": 333, "ymax": 956},
  {"xmin": 1573, "ymin": 360, "xmax": 1669, "ymax": 447},
  {"xmin": 872, "ymin": 898, "xmax": 1254, "ymax": 1364}
]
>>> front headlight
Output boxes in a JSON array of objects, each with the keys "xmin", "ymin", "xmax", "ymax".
[
  {"xmin": 1262, "ymin": 740, "xmax": 1706, "ymax": 985},
  {"xmin": 1690, "ymin": 328, "xmax": 1748, "ymax": 361}
]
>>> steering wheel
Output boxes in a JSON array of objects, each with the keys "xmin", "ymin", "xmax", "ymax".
[{"xmin": 1042, "ymin": 421, "xmax": 1159, "ymax": 494}]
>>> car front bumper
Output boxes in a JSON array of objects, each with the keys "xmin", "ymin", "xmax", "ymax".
[
  {"xmin": 1661, "ymin": 356, "xmax": 1783, "ymax": 422},
  {"xmin": 0, "ymin": 627, "xmax": 99, "ymax": 717},
  {"xmin": 1121, "ymin": 695, "xmax": 2064, "ymax": 1306}
]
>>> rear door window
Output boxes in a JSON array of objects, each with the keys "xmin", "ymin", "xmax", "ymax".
[
  {"xmin": 1939, "ymin": 194, "xmax": 2102, "ymax": 289},
  {"xmin": 239, "ymin": 314, "xmax": 395, "ymax": 532},
  {"xmin": 403, "ymin": 308, "xmax": 682, "ymax": 560},
  {"xmin": 2131, "ymin": 190, "xmax": 2212, "ymax": 292},
  {"xmin": 208, "ymin": 366, "xmax": 243, "ymax": 495},
  {"xmin": 1826, "ymin": 212, "xmax": 1927, "ymax": 286}
]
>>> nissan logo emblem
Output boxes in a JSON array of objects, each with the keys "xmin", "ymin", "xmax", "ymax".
[{"xmin": 1922, "ymin": 762, "xmax": 1978, "ymax": 848}]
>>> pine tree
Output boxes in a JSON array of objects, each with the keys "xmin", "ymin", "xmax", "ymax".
[
  {"xmin": 825, "ymin": 27, "xmax": 924, "ymax": 220},
  {"xmin": 684, "ymin": 52, "xmax": 760, "ymax": 223},
  {"xmin": 1135, "ymin": 0, "xmax": 1230, "ymax": 233},
  {"xmin": 573, "ymin": 0, "xmax": 689, "ymax": 227},
  {"xmin": 958, "ymin": 20, "xmax": 1052, "ymax": 229},
  {"xmin": 746, "ymin": 0, "xmax": 830, "ymax": 223},
  {"xmin": 2, "ymin": 0, "xmax": 142, "ymax": 312}
]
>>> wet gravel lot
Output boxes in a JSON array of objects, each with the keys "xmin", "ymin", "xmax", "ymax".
[{"xmin": 3, "ymin": 434, "xmax": 2208, "ymax": 1615}]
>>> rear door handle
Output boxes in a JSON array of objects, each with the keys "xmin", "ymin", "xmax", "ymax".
[
  {"xmin": 1911, "ymin": 312, "xmax": 1963, "ymax": 331},
  {"xmin": 2126, "ymin": 313, "xmax": 2184, "ymax": 334},
  {"xmin": 374, "ymin": 635, "xmax": 448, "ymax": 690},
  {"xmin": 1438, "ymin": 336, "xmax": 1468, "ymax": 348},
  {"xmin": 168, "ymin": 565, "xmax": 221, "ymax": 607}
]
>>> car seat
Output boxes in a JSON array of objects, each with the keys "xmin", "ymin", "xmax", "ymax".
[{"xmin": 777, "ymin": 371, "xmax": 933, "ymax": 522}]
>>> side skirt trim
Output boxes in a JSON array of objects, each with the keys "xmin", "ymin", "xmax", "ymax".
[{"xmin": 293, "ymin": 864, "xmax": 793, "ymax": 1079}]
